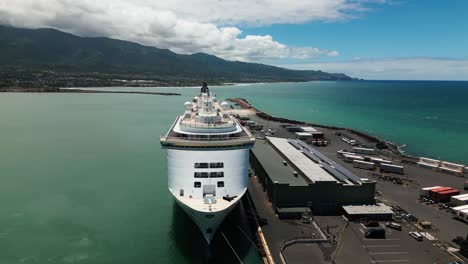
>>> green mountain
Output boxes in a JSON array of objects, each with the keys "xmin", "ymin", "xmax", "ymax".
[{"xmin": 0, "ymin": 25, "xmax": 353, "ymax": 87}]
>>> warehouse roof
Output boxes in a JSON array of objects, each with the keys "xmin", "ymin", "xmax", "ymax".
[
  {"xmin": 251, "ymin": 139, "xmax": 308, "ymax": 186},
  {"xmin": 343, "ymin": 203, "xmax": 394, "ymax": 215},
  {"xmin": 267, "ymin": 137, "xmax": 338, "ymax": 183}
]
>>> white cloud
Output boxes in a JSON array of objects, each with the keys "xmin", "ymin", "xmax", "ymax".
[
  {"xmin": 278, "ymin": 58, "xmax": 468, "ymax": 80},
  {"xmin": 0, "ymin": 0, "xmax": 380, "ymax": 61}
]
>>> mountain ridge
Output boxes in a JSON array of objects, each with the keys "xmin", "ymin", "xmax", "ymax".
[{"xmin": 0, "ymin": 25, "xmax": 354, "ymax": 88}]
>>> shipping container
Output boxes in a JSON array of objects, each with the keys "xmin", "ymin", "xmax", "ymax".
[
  {"xmin": 337, "ymin": 150, "xmax": 355, "ymax": 158},
  {"xmin": 380, "ymin": 163, "xmax": 404, "ymax": 174},
  {"xmin": 420, "ymin": 186, "xmax": 442, "ymax": 197},
  {"xmin": 461, "ymin": 208, "xmax": 468, "ymax": 221},
  {"xmin": 417, "ymin": 157, "xmax": 441, "ymax": 170},
  {"xmin": 343, "ymin": 154, "xmax": 364, "ymax": 163},
  {"xmin": 450, "ymin": 193, "xmax": 468, "ymax": 207},
  {"xmin": 434, "ymin": 189, "xmax": 460, "ymax": 202},
  {"xmin": 451, "ymin": 205, "xmax": 468, "ymax": 216},
  {"xmin": 369, "ymin": 157, "xmax": 392, "ymax": 165},
  {"xmin": 429, "ymin": 187, "xmax": 452, "ymax": 199},
  {"xmin": 453, "ymin": 208, "xmax": 468, "ymax": 221},
  {"xmin": 353, "ymin": 160, "xmax": 375, "ymax": 170},
  {"xmin": 353, "ymin": 147, "xmax": 376, "ymax": 155}
]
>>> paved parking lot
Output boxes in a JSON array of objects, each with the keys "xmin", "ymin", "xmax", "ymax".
[{"xmin": 335, "ymin": 221, "xmax": 461, "ymax": 264}]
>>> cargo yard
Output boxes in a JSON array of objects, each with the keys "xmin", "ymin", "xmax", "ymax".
[{"xmin": 228, "ymin": 99, "xmax": 468, "ymax": 264}]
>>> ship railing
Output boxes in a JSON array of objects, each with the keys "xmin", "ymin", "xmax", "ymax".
[
  {"xmin": 160, "ymin": 135, "xmax": 255, "ymax": 143},
  {"xmin": 179, "ymin": 121, "xmax": 235, "ymax": 129}
]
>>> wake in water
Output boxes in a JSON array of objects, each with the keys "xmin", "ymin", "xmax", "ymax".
[{"xmin": 397, "ymin": 144, "xmax": 407, "ymax": 154}]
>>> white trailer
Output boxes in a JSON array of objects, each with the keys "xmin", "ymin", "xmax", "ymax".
[
  {"xmin": 420, "ymin": 186, "xmax": 442, "ymax": 198},
  {"xmin": 341, "ymin": 137, "xmax": 357, "ymax": 146},
  {"xmin": 343, "ymin": 154, "xmax": 364, "ymax": 163},
  {"xmin": 451, "ymin": 205, "xmax": 468, "ymax": 217},
  {"xmin": 450, "ymin": 193, "xmax": 468, "ymax": 207},
  {"xmin": 337, "ymin": 150, "xmax": 355, "ymax": 158},
  {"xmin": 353, "ymin": 160, "xmax": 375, "ymax": 170},
  {"xmin": 353, "ymin": 147, "xmax": 376, "ymax": 155},
  {"xmin": 459, "ymin": 208, "xmax": 468, "ymax": 221},
  {"xmin": 380, "ymin": 163, "xmax": 404, "ymax": 174},
  {"xmin": 369, "ymin": 157, "xmax": 392, "ymax": 165}
]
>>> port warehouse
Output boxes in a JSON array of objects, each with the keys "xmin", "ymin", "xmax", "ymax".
[{"xmin": 249, "ymin": 137, "xmax": 376, "ymax": 214}]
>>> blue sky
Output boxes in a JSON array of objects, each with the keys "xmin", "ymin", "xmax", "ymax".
[
  {"xmin": 1, "ymin": 0, "xmax": 468, "ymax": 80},
  {"xmin": 243, "ymin": 1, "xmax": 468, "ymax": 63}
]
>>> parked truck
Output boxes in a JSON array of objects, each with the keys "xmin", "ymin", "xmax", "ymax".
[
  {"xmin": 380, "ymin": 163, "xmax": 404, "ymax": 174},
  {"xmin": 353, "ymin": 160, "xmax": 375, "ymax": 170},
  {"xmin": 353, "ymin": 147, "xmax": 376, "ymax": 155},
  {"xmin": 343, "ymin": 154, "xmax": 365, "ymax": 163}
]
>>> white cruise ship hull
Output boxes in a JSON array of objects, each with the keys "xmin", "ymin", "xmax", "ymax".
[
  {"xmin": 166, "ymin": 148, "xmax": 250, "ymax": 243},
  {"xmin": 174, "ymin": 191, "xmax": 244, "ymax": 243}
]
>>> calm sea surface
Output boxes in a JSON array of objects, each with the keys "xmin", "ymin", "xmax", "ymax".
[{"xmin": 0, "ymin": 80, "xmax": 467, "ymax": 263}]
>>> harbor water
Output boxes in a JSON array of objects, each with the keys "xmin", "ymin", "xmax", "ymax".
[{"xmin": 0, "ymin": 80, "xmax": 467, "ymax": 263}]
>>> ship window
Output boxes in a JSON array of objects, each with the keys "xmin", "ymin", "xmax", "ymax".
[
  {"xmin": 194, "ymin": 182, "xmax": 201, "ymax": 188},
  {"xmin": 209, "ymin": 162, "xmax": 224, "ymax": 168},
  {"xmin": 217, "ymin": 181, "xmax": 224, "ymax": 188},
  {"xmin": 194, "ymin": 163, "xmax": 209, "ymax": 168},
  {"xmin": 210, "ymin": 172, "xmax": 224, "ymax": 178},
  {"xmin": 194, "ymin": 172, "xmax": 209, "ymax": 178},
  {"xmin": 180, "ymin": 189, "xmax": 184, "ymax": 196}
]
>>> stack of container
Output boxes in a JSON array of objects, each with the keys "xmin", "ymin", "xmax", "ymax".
[{"xmin": 429, "ymin": 187, "xmax": 460, "ymax": 202}]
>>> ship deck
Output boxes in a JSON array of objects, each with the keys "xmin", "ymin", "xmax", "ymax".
[
  {"xmin": 175, "ymin": 192, "xmax": 244, "ymax": 213},
  {"xmin": 161, "ymin": 116, "xmax": 255, "ymax": 148}
]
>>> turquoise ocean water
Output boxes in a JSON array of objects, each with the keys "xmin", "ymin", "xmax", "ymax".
[{"xmin": 0, "ymin": 80, "xmax": 467, "ymax": 263}]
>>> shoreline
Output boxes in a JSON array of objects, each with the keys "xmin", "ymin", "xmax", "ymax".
[
  {"xmin": 227, "ymin": 97, "xmax": 421, "ymax": 162},
  {"xmin": 0, "ymin": 87, "xmax": 181, "ymax": 96}
]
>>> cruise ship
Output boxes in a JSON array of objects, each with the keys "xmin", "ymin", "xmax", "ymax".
[{"xmin": 160, "ymin": 83, "xmax": 255, "ymax": 243}]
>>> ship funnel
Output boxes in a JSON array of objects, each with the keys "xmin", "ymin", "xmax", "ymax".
[{"xmin": 201, "ymin": 82, "xmax": 210, "ymax": 95}]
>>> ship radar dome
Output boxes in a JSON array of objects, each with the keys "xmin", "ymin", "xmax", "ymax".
[
  {"xmin": 220, "ymin": 101, "xmax": 229, "ymax": 110},
  {"xmin": 184, "ymin": 101, "xmax": 192, "ymax": 111}
]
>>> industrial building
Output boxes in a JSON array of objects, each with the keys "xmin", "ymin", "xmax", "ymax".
[
  {"xmin": 342, "ymin": 203, "xmax": 394, "ymax": 221},
  {"xmin": 250, "ymin": 137, "xmax": 376, "ymax": 214}
]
